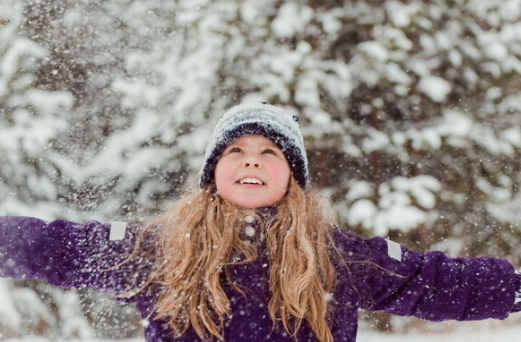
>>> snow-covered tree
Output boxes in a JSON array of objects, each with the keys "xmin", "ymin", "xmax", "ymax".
[
  {"xmin": 0, "ymin": 0, "xmax": 73, "ymax": 219},
  {"xmin": 2, "ymin": 0, "xmax": 521, "ymax": 337},
  {"xmin": 0, "ymin": 0, "xmax": 142, "ymax": 337}
]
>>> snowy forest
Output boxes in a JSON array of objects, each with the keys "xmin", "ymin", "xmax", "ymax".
[{"xmin": 1, "ymin": 0, "xmax": 521, "ymax": 340}]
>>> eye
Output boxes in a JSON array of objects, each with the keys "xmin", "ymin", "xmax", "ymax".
[
  {"xmin": 262, "ymin": 148, "xmax": 277, "ymax": 155},
  {"xmin": 228, "ymin": 147, "xmax": 242, "ymax": 153}
]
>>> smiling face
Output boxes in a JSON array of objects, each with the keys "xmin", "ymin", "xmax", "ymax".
[{"xmin": 214, "ymin": 134, "xmax": 291, "ymax": 208}]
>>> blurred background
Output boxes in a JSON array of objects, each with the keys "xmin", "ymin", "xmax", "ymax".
[{"xmin": 1, "ymin": 0, "xmax": 521, "ymax": 340}]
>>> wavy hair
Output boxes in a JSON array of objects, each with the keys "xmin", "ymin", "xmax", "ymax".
[{"xmin": 129, "ymin": 177, "xmax": 339, "ymax": 342}]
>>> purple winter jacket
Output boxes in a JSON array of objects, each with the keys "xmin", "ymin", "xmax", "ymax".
[{"xmin": 0, "ymin": 215, "xmax": 520, "ymax": 342}]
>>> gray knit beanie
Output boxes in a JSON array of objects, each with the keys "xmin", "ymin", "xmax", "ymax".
[{"xmin": 199, "ymin": 103, "xmax": 309, "ymax": 189}]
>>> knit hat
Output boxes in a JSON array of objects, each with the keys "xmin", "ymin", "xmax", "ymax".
[{"xmin": 199, "ymin": 103, "xmax": 309, "ymax": 189}]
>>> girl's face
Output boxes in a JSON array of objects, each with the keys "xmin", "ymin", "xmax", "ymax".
[{"xmin": 214, "ymin": 134, "xmax": 291, "ymax": 208}]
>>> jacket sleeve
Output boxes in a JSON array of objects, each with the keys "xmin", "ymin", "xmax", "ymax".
[
  {"xmin": 0, "ymin": 216, "xmax": 152, "ymax": 297},
  {"xmin": 332, "ymin": 227, "xmax": 521, "ymax": 321}
]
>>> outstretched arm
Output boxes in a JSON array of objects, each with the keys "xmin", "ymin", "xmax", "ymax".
[
  {"xmin": 0, "ymin": 216, "xmax": 151, "ymax": 296},
  {"xmin": 333, "ymin": 227, "xmax": 521, "ymax": 321}
]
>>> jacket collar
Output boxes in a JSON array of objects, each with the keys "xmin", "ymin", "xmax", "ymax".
[{"xmin": 256, "ymin": 205, "xmax": 277, "ymax": 220}]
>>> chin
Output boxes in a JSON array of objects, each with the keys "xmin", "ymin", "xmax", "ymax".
[
  {"xmin": 230, "ymin": 198, "xmax": 275, "ymax": 209},
  {"xmin": 236, "ymin": 202, "xmax": 268, "ymax": 209}
]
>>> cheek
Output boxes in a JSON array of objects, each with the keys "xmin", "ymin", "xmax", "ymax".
[
  {"xmin": 270, "ymin": 163, "xmax": 291, "ymax": 187},
  {"xmin": 214, "ymin": 160, "xmax": 233, "ymax": 188}
]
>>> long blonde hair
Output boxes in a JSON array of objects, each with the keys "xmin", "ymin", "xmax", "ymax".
[{"xmin": 131, "ymin": 177, "xmax": 339, "ymax": 342}]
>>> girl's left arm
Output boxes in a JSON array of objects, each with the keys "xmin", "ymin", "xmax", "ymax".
[{"xmin": 333, "ymin": 228, "xmax": 521, "ymax": 321}]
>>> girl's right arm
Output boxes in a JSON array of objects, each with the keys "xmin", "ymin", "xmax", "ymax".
[{"xmin": 0, "ymin": 216, "xmax": 150, "ymax": 296}]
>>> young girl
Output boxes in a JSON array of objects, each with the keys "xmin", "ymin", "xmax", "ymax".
[{"xmin": 1, "ymin": 103, "xmax": 520, "ymax": 342}]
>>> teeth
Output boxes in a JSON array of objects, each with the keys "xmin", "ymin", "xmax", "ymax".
[{"xmin": 240, "ymin": 178, "xmax": 263, "ymax": 185}]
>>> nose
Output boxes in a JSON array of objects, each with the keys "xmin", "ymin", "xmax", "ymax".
[{"xmin": 242, "ymin": 156, "xmax": 261, "ymax": 168}]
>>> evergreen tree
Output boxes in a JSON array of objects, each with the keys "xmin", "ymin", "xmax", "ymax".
[{"xmin": 1, "ymin": 0, "xmax": 521, "ymax": 337}]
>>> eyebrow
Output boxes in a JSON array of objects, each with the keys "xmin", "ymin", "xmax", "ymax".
[{"xmin": 227, "ymin": 140, "xmax": 280, "ymax": 149}]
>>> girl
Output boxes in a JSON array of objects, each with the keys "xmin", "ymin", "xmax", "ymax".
[{"xmin": 1, "ymin": 103, "xmax": 520, "ymax": 342}]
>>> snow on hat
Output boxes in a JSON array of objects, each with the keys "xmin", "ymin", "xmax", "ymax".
[{"xmin": 200, "ymin": 102, "xmax": 309, "ymax": 189}]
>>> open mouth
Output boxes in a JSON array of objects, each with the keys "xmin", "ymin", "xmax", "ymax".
[{"xmin": 236, "ymin": 177, "xmax": 265, "ymax": 186}]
